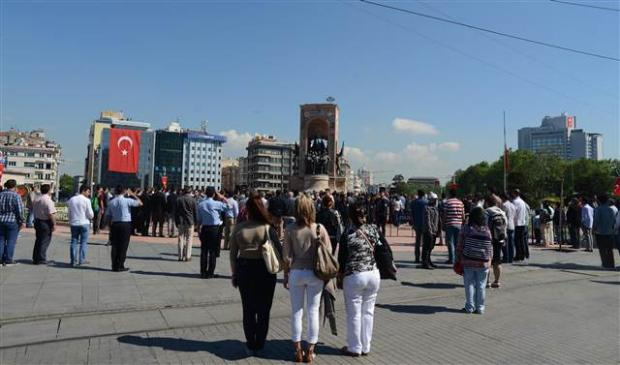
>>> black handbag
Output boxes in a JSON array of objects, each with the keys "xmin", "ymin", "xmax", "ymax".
[{"xmin": 360, "ymin": 229, "xmax": 398, "ymax": 280}]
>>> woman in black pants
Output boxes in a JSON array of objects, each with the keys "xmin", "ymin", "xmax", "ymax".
[{"xmin": 229, "ymin": 193, "xmax": 281, "ymax": 355}]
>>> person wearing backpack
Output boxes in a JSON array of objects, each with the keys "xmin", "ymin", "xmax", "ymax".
[
  {"xmin": 420, "ymin": 192, "xmax": 440, "ymax": 270},
  {"xmin": 540, "ymin": 201, "xmax": 555, "ymax": 247},
  {"xmin": 456, "ymin": 206, "xmax": 492, "ymax": 314},
  {"xmin": 485, "ymin": 196, "xmax": 507, "ymax": 288},
  {"xmin": 316, "ymin": 194, "xmax": 343, "ymax": 254}
]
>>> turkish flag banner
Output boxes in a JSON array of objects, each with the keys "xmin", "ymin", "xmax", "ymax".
[{"xmin": 109, "ymin": 129, "xmax": 141, "ymax": 173}]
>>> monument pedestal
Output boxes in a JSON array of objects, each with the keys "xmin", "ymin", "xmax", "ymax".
[{"xmin": 304, "ymin": 175, "xmax": 330, "ymax": 192}]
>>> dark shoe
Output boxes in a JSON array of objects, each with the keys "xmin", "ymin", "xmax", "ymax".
[
  {"xmin": 474, "ymin": 310, "xmax": 484, "ymax": 315},
  {"xmin": 414, "ymin": 259, "xmax": 421, "ymax": 263},
  {"xmin": 112, "ymin": 268, "xmax": 120, "ymax": 272},
  {"xmin": 429, "ymin": 262, "xmax": 438, "ymax": 268},
  {"xmin": 340, "ymin": 347, "xmax": 360, "ymax": 357},
  {"xmin": 461, "ymin": 308, "xmax": 473, "ymax": 314},
  {"xmin": 419, "ymin": 264, "xmax": 433, "ymax": 270},
  {"xmin": 362, "ymin": 352, "xmax": 370, "ymax": 357},
  {"xmin": 119, "ymin": 267, "xmax": 130, "ymax": 272}
]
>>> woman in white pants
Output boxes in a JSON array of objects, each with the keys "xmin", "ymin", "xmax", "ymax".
[
  {"xmin": 283, "ymin": 194, "xmax": 332, "ymax": 363},
  {"xmin": 337, "ymin": 201, "xmax": 381, "ymax": 357}
]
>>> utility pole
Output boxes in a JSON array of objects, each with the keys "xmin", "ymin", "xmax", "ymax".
[{"xmin": 503, "ymin": 111, "xmax": 508, "ymax": 194}]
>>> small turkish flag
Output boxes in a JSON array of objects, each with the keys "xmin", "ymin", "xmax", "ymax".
[{"xmin": 109, "ymin": 129, "xmax": 141, "ymax": 173}]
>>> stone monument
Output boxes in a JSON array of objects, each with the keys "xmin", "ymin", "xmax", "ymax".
[{"xmin": 291, "ymin": 103, "xmax": 347, "ymax": 192}]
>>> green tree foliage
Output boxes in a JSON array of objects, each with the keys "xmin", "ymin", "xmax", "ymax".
[
  {"xmin": 452, "ymin": 150, "xmax": 617, "ymax": 205},
  {"xmin": 59, "ymin": 174, "xmax": 74, "ymax": 198}
]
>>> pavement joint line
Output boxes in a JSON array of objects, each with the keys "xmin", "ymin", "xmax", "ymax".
[
  {"xmin": 0, "ymin": 271, "xmax": 612, "ymax": 351},
  {"xmin": 1, "ymin": 262, "xmax": 615, "ymax": 326}
]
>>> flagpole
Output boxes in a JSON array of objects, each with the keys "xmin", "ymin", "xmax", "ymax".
[{"xmin": 503, "ymin": 111, "xmax": 507, "ymax": 194}]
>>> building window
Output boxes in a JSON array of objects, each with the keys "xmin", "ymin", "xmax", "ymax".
[{"xmin": 8, "ymin": 161, "xmax": 16, "ymax": 167}]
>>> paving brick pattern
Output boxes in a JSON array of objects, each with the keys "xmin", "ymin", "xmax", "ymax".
[{"xmin": 1, "ymin": 229, "xmax": 618, "ymax": 364}]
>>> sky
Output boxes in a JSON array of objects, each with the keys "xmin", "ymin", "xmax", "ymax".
[{"xmin": 2, "ymin": 0, "xmax": 618, "ymax": 183}]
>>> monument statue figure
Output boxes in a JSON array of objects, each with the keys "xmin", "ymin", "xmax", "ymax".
[{"xmin": 336, "ymin": 141, "xmax": 345, "ymax": 177}]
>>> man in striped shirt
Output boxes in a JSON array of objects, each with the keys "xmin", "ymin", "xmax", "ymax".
[
  {"xmin": 0, "ymin": 180, "xmax": 25, "ymax": 266},
  {"xmin": 443, "ymin": 189, "xmax": 465, "ymax": 264}
]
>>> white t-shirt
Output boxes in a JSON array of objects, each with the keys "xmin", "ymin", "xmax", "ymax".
[
  {"xmin": 513, "ymin": 197, "xmax": 528, "ymax": 227},
  {"xmin": 67, "ymin": 194, "xmax": 94, "ymax": 226},
  {"xmin": 502, "ymin": 200, "xmax": 516, "ymax": 231}
]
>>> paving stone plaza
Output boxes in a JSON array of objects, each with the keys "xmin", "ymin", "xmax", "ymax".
[{"xmin": 0, "ymin": 227, "xmax": 618, "ymax": 364}]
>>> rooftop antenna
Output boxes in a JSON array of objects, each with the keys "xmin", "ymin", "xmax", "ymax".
[
  {"xmin": 201, "ymin": 120, "xmax": 208, "ymax": 132},
  {"xmin": 326, "ymin": 96, "xmax": 335, "ymax": 103}
]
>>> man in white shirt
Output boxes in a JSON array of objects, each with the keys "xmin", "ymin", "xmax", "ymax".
[
  {"xmin": 502, "ymin": 194, "xmax": 516, "ymax": 263},
  {"xmin": 67, "ymin": 185, "xmax": 94, "ymax": 266},
  {"xmin": 511, "ymin": 189, "xmax": 529, "ymax": 262}
]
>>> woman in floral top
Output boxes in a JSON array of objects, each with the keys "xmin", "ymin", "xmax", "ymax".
[{"xmin": 337, "ymin": 201, "xmax": 382, "ymax": 357}]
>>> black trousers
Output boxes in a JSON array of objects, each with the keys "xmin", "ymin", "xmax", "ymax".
[
  {"xmin": 596, "ymin": 235, "xmax": 615, "ymax": 268},
  {"xmin": 514, "ymin": 226, "xmax": 528, "ymax": 261},
  {"xmin": 414, "ymin": 227, "xmax": 423, "ymax": 261},
  {"xmin": 33, "ymin": 219, "xmax": 53, "ymax": 264},
  {"xmin": 421, "ymin": 231, "xmax": 436, "ymax": 266},
  {"xmin": 200, "ymin": 225, "xmax": 221, "ymax": 277},
  {"xmin": 151, "ymin": 212, "xmax": 165, "ymax": 236},
  {"xmin": 110, "ymin": 222, "xmax": 132, "ymax": 270},
  {"xmin": 236, "ymin": 258, "xmax": 277, "ymax": 350}
]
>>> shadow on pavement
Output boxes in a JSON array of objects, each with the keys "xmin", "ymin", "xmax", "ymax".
[
  {"xmin": 526, "ymin": 262, "xmax": 612, "ymax": 271},
  {"xmin": 377, "ymin": 303, "xmax": 462, "ymax": 314},
  {"xmin": 130, "ymin": 270, "xmax": 200, "ymax": 279},
  {"xmin": 160, "ymin": 252, "xmax": 201, "ymax": 258},
  {"xmin": 116, "ymin": 336, "xmax": 340, "ymax": 362},
  {"xmin": 131, "ymin": 270, "xmax": 233, "ymax": 280},
  {"xmin": 590, "ymin": 280, "xmax": 620, "ymax": 285},
  {"xmin": 401, "ymin": 281, "xmax": 462, "ymax": 289},
  {"xmin": 126, "ymin": 256, "xmax": 177, "ymax": 262}
]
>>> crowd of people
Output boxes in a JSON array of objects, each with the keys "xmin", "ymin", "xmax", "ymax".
[{"xmin": 0, "ymin": 177, "xmax": 619, "ymax": 361}]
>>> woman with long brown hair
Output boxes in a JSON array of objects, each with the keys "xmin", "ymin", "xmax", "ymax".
[
  {"xmin": 283, "ymin": 193, "xmax": 332, "ymax": 363},
  {"xmin": 229, "ymin": 193, "xmax": 281, "ymax": 356}
]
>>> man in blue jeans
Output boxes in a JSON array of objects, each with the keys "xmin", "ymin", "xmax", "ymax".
[
  {"xmin": 0, "ymin": 179, "xmax": 25, "ymax": 266},
  {"xmin": 67, "ymin": 184, "xmax": 94, "ymax": 266},
  {"xmin": 443, "ymin": 189, "xmax": 465, "ymax": 264}
]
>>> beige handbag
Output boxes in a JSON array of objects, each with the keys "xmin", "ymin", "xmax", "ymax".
[
  {"xmin": 313, "ymin": 223, "xmax": 339, "ymax": 281},
  {"xmin": 261, "ymin": 225, "xmax": 283, "ymax": 274}
]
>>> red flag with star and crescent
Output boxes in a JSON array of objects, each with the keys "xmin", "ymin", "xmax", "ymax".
[{"xmin": 109, "ymin": 129, "xmax": 141, "ymax": 173}]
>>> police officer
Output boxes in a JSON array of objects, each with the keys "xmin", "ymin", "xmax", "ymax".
[
  {"xmin": 106, "ymin": 185, "xmax": 143, "ymax": 272},
  {"xmin": 196, "ymin": 186, "xmax": 230, "ymax": 278}
]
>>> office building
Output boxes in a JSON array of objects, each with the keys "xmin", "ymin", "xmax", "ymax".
[
  {"xmin": 0, "ymin": 129, "xmax": 62, "ymax": 193},
  {"xmin": 221, "ymin": 158, "xmax": 242, "ymax": 193},
  {"xmin": 98, "ymin": 126, "xmax": 155, "ymax": 189},
  {"xmin": 183, "ymin": 131, "xmax": 226, "ymax": 190},
  {"xmin": 246, "ymin": 136, "xmax": 296, "ymax": 193},
  {"xmin": 518, "ymin": 113, "xmax": 603, "ymax": 160},
  {"xmin": 570, "ymin": 130, "xmax": 603, "ymax": 161},
  {"xmin": 154, "ymin": 122, "xmax": 185, "ymax": 190}
]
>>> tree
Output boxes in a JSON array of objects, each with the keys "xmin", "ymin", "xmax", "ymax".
[
  {"xmin": 452, "ymin": 150, "xmax": 617, "ymax": 206},
  {"xmin": 59, "ymin": 174, "xmax": 74, "ymax": 198}
]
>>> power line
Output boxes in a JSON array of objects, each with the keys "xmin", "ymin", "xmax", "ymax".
[
  {"xmin": 417, "ymin": 1, "xmax": 619, "ymax": 101},
  {"xmin": 359, "ymin": 0, "xmax": 620, "ymax": 62},
  {"xmin": 549, "ymin": 0, "xmax": 620, "ymax": 12},
  {"xmin": 345, "ymin": 2, "xmax": 617, "ymax": 119}
]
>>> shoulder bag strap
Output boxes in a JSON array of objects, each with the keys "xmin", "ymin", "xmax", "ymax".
[{"xmin": 358, "ymin": 227, "xmax": 375, "ymax": 253}]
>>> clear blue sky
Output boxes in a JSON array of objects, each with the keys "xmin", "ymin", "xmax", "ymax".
[{"xmin": 2, "ymin": 0, "xmax": 618, "ymax": 182}]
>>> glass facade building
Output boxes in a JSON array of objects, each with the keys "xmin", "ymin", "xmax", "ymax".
[{"xmin": 154, "ymin": 131, "xmax": 184, "ymax": 189}]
